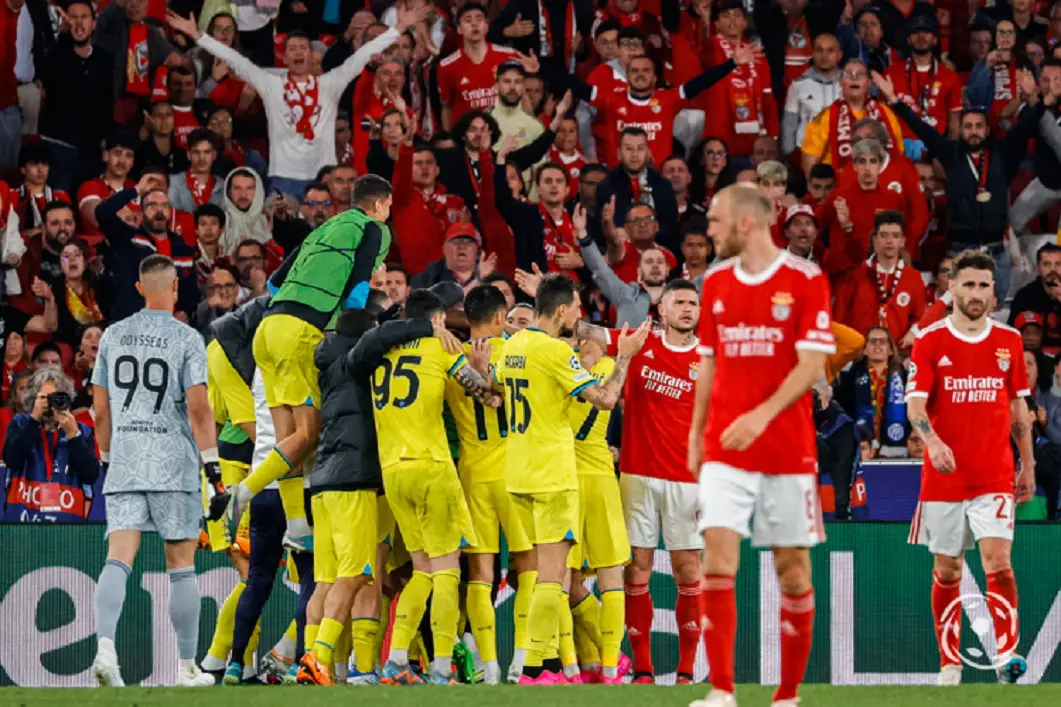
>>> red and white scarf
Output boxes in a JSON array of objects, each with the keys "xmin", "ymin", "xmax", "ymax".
[
  {"xmin": 539, "ymin": 202, "xmax": 577, "ymax": 271},
  {"xmin": 993, "ymin": 60, "xmax": 1016, "ymax": 102},
  {"xmin": 186, "ymin": 172, "xmax": 216, "ymax": 208},
  {"xmin": 284, "ymin": 74, "xmax": 321, "ymax": 141},
  {"xmin": 125, "ymin": 23, "xmax": 151, "ymax": 96},
  {"xmin": 828, "ymin": 99, "xmax": 895, "ymax": 168},
  {"xmin": 539, "ymin": 0, "xmax": 578, "ymax": 72},
  {"xmin": 16, "ymin": 184, "xmax": 54, "ymax": 229}
]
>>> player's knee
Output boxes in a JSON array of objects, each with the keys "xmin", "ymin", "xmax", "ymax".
[
  {"xmin": 980, "ymin": 544, "xmax": 1012, "ymax": 574},
  {"xmin": 670, "ymin": 550, "xmax": 702, "ymax": 584},
  {"xmin": 932, "ymin": 554, "xmax": 963, "ymax": 582},
  {"xmin": 773, "ymin": 548, "xmax": 811, "ymax": 594}
]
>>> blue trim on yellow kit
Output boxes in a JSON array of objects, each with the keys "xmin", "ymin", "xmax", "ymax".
[{"xmin": 448, "ymin": 354, "xmax": 468, "ymax": 375}]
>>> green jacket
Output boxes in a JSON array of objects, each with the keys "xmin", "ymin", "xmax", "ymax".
[{"xmin": 268, "ymin": 208, "xmax": 390, "ymax": 331}]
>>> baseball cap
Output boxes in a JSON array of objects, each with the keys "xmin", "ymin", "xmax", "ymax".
[
  {"xmin": 429, "ymin": 281, "xmax": 466, "ymax": 310},
  {"xmin": 784, "ymin": 204, "xmax": 818, "ymax": 228},
  {"xmin": 906, "ymin": 12, "xmax": 939, "ymax": 37},
  {"xmin": 445, "ymin": 221, "xmax": 482, "ymax": 246},
  {"xmin": 1014, "ymin": 311, "xmax": 1044, "ymax": 329}
]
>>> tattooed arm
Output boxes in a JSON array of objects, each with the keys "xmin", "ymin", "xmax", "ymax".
[
  {"xmin": 907, "ymin": 395, "xmax": 956, "ymax": 473},
  {"xmin": 454, "ymin": 364, "xmax": 502, "ymax": 407},
  {"xmin": 1011, "ymin": 396, "xmax": 1036, "ymax": 502},
  {"xmin": 576, "ymin": 321, "xmax": 651, "ymax": 410}
]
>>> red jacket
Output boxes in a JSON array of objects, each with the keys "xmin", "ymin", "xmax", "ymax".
[
  {"xmin": 837, "ymin": 152, "xmax": 929, "ymax": 261},
  {"xmin": 391, "ymin": 142, "xmax": 467, "ymax": 276},
  {"xmin": 833, "ymin": 259, "xmax": 926, "ymax": 343},
  {"xmin": 817, "ymin": 181, "xmax": 907, "ymax": 282},
  {"xmin": 703, "ymin": 36, "xmax": 778, "ymax": 158}
]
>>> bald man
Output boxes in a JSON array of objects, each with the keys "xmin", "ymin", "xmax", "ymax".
[{"xmin": 689, "ymin": 185, "xmax": 835, "ymax": 707}]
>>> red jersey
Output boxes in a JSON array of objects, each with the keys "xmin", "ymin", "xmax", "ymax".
[
  {"xmin": 171, "ymin": 105, "xmax": 200, "ymax": 150},
  {"xmin": 612, "ymin": 241, "xmax": 677, "ymax": 283},
  {"xmin": 437, "ymin": 44, "xmax": 517, "ymax": 124},
  {"xmin": 596, "ymin": 88, "xmax": 689, "ymax": 169},
  {"xmin": 704, "ymin": 36, "xmax": 778, "ymax": 158},
  {"xmin": 608, "ymin": 330, "xmax": 699, "ymax": 482},
  {"xmin": 906, "ymin": 318, "xmax": 1028, "ymax": 502},
  {"xmin": 833, "ymin": 258, "xmax": 926, "ymax": 345},
  {"xmin": 586, "ymin": 63, "xmax": 628, "ymax": 162},
  {"xmin": 549, "ymin": 147, "xmax": 586, "ymax": 201},
  {"xmin": 10, "ymin": 187, "xmax": 72, "ymax": 230},
  {"xmin": 698, "ymin": 252, "xmax": 836, "ymax": 475},
  {"xmin": 884, "ymin": 58, "xmax": 962, "ymax": 139},
  {"xmin": 783, "ymin": 17, "xmax": 814, "ymax": 90},
  {"xmin": 817, "ymin": 181, "xmax": 907, "ymax": 281},
  {"xmin": 0, "ymin": 4, "xmax": 17, "ymax": 110},
  {"xmin": 76, "ymin": 177, "xmax": 134, "ymax": 235},
  {"xmin": 837, "ymin": 153, "xmax": 930, "ymax": 259}
]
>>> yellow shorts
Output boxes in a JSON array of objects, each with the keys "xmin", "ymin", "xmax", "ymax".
[
  {"xmin": 207, "ymin": 340, "xmax": 255, "ymax": 427},
  {"xmin": 201, "ymin": 459, "xmax": 250, "ymax": 552},
  {"xmin": 377, "ymin": 495, "xmax": 396, "ymax": 545},
  {"xmin": 252, "ymin": 314, "xmax": 323, "ymax": 409},
  {"xmin": 570, "ymin": 474, "xmax": 630, "ymax": 570},
  {"xmin": 462, "ymin": 477, "xmax": 532, "ymax": 555},
  {"xmin": 510, "ymin": 489, "xmax": 580, "ymax": 547},
  {"xmin": 312, "ymin": 490, "xmax": 378, "ymax": 584},
  {"xmin": 386, "ymin": 527, "xmax": 411, "ymax": 574},
  {"xmin": 382, "ymin": 459, "xmax": 476, "ymax": 558}
]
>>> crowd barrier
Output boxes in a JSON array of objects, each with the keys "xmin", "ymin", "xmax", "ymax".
[{"xmin": 1, "ymin": 523, "xmax": 1059, "ymax": 686}]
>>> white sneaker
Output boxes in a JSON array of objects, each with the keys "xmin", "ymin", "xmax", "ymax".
[
  {"xmin": 771, "ymin": 699, "xmax": 800, "ymax": 707},
  {"xmin": 482, "ymin": 661, "xmax": 502, "ymax": 685},
  {"xmin": 91, "ymin": 641, "xmax": 125, "ymax": 687},
  {"xmin": 938, "ymin": 663, "xmax": 962, "ymax": 686},
  {"xmin": 689, "ymin": 689, "xmax": 738, "ymax": 707},
  {"xmin": 176, "ymin": 663, "xmax": 216, "ymax": 687}
]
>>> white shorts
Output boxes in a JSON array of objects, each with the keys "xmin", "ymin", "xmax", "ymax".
[
  {"xmin": 697, "ymin": 463, "xmax": 825, "ymax": 548},
  {"xmin": 105, "ymin": 491, "xmax": 201, "ymax": 541},
  {"xmin": 620, "ymin": 474, "xmax": 701, "ymax": 551},
  {"xmin": 908, "ymin": 493, "xmax": 1015, "ymax": 558}
]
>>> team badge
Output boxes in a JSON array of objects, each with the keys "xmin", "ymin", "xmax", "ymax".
[
  {"xmin": 996, "ymin": 348, "xmax": 1011, "ymax": 372},
  {"xmin": 789, "ymin": 33, "xmax": 807, "ymax": 49},
  {"xmin": 896, "ymin": 292, "xmax": 911, "ymax": 307},
  {"xmin": 569, "ymin": 355, "xmax": 583, "ymax": 370},
  {"xmin": 771, "ymin": 292, "xmax": 794, "ymax": 321},
  {"xmin": 713, "ymin": 299, "xmax": 724, "ymax": 314},
  {"xmin": 736, "ymin": 105, "xmax": 750, "ymax": 120},
  {"xmin": 888, "ymin": 181, "xmax": 903, "ymax": 194},
  {"xmin": 571, "ymin": 167, "xmax": 581, "ymax": 178},
  {"xmin": 689, "ymin": 361, "xmax": 699, "ymax": 380}
]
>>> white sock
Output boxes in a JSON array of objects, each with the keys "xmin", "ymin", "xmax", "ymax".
[
  {"xmin": 581, "ymin": 661, "xmax": 601, "ymax": 674},
  {"xmin": 430, "ymin": 658, "xmax": 452, "ymax": 675},
  {"xmin": 603, "ymin": 666, "xmax": 618, "ymax": 678},
  {"xmin": 510, "ymin": 648, "xmax": 526, "ymax": 672},
  {"xmin": 563, "ymin": 664, "xmax": 581, "ymax": 679},
  {"xmin": 243, "ymin": 664, "xmax": 257, "ymax": 680},
  {"xmin": 287, "ymin": 517, "xmax": 312, "ymax": 538},
  {"xmin": 200, "ymin": 654, "xmax": 225, "ymax": 671},
  {"xmin": 388, "ymin": 648, "xmax": 409, "ymax": 665},
  {"xmin": 272, "ymin": 634, "xmax": 297, "ymax": 661},
  {"xmin": 97, "ymin": 636, "xmax": 116, "ymax": 654},
  {"xmin": 178, "ymin": 658, "xmax": 196, "ymax": 671}
]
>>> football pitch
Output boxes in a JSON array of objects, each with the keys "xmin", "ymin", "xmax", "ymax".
[{"xmin": 5, "ymin": 684, "xmax": 1061, "ymax": 707}]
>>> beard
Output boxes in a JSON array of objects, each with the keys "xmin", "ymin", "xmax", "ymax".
[
  {"xmin": 559, "ymin": 323, "xmax": 576, "ymax": 338},
  {"xmin": 146, "ymin": 215, "xmax": 169, "ymax": 235},
  {"xmin": 956, "ymin": 297, "xmax": 987, "ymax": 321},
  {"xmin": 668, "ymin": 321, "xmax": 696, "ymax": 334},
  {"xmin": 643, "ymin": 275, "xmax": 666, "ymax": 287},
  {"xmin": 714, "ymin": 224, "xmax": 741, "ymax": 259},
  {"xmin": 45, "ymin": 232, "xmax": 69, "ymax": 253},
  {"xmin": 499, "ymin": 92, "xmax": 522, "ymax": 107}
]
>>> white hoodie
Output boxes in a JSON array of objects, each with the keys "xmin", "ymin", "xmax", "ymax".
[{"xmin": 782, "ymin": 67, "xmax": 842, "ymax": 156}]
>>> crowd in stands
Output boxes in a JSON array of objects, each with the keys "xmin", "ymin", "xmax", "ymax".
[{"xmin": 3, "ymin": 0, "xmax": 1061, "ymax": 522}]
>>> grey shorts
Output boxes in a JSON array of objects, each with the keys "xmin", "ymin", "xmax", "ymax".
[{"xmin": 105, "ymin": 491, "xmax": 201, "ymax": 541}]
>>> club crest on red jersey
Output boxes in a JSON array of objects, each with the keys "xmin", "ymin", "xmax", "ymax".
[
  {"xmin": 996, "ymin": 348, "xmax": 1011, "ymax": 372},
  {"xmin": 897, "ymin": 292, "xmax": 911, "ymax": 307},
  {"xmin": 689, "ymin": 361, "xmax": 699, "ymax": 381},
  {"xmin": 771, "ymin": 292, "xmax": 794, "ymax": 321}
]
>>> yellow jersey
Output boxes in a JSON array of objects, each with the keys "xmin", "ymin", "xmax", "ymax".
[
  {"xmin": 445, "ymin": 337, "xmax": 509, "ymax": 484},
  {"xmin": 569, "ymin": 356, "xmax": 615, "ymax": 478},
  {"xmin": 497, "ymin": 327, "xmax": 597, "ymax": 494},
  {"xmin": 372, "ymin": 337, "xmax": 467, "ymax": 468}
]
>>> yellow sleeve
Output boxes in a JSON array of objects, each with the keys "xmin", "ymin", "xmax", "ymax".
[
  {"xmin": 883, "ymin": 106, "xmax": 905, "ymax": 154},
  {"xmin": 801, "ymin": 109, "xmax": 830, "ymax": 159},
  {"xmin": 548, "ymin": 339, "xmax": 597, "ymax": 397},
  {"xmin": 824, "ymin": 322, "xmax": 866, "ymax": 382}
]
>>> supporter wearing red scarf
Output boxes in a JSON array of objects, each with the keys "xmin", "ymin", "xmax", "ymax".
[
  {"xmin": 987, "ymin": 21, "xmax": 1019, "ymax": 135},
  {"xmin": 125, "ymin": 22, "xmax": 151, "ymax": 96},
  {"xmin": 703, "ymin": 0, "xmax": 778, "ymax": 159},
  {"xmin": 391, "ymin": 140, "xmax": 468, "ymax": 276},
  {"xmin": 351, "ymin": 60, "xmax": 413, "ymax": 174},
  {"xmin": 536, "ymin": 164, "xmax": 581, "ymax": 278}
]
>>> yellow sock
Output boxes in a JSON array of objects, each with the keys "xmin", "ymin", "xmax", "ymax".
[
  {"xmin": 514, "ymin": 571, "xmax": 537, "ymax": 651},
  {"xmin": 334, "ymin": 620, "xmax": 352, "ymax": 674},
  {"xmin": 352, "ymin": 617, "xmax": 380, "ymax": 673},
  {"xmin": 390, "ymin": 571, "xmax": 433, "ymax": 657},
  {"xmin": 466, "ymin": 581, "xmax": 497, "ymax": 663},
  {"xmin": 276, "ymin": 476, "xmax": 306, "ymax": 521},
  {"xmin": 284, "ymin": 618, "xmax": 298, "ymax": 643},
  {"xmin": 559, "ymin": 593, "xmax": 577, "ymax": 668},
  {"xmin": 242, "ymin": 620, "xmax": 261, "ymax": 666},
  {"xmin": 305, "ymin": 624, "xmax": 319, "ymax": 654},
  {"xmin": 377, "ymin": 595, "xmax": 391, "ymax": 662},
  {"xmin": 430, "ymin": 568, "xmax": 461, "ymax": 665},
  {"xmin": 243, "ymin": 447, "xmax": 293, "ymax": 495},
  {"xmin": 600, "ymin": 589, "xmax": 625, "ymax": 670},
  {"xmin": 207, "ymin": 581, "xmax": 245, "ymax": 660},
  {"xmin": 313, "ymin": 617, "xmax": 345, "ymax": 666},
  {"xmin": 527, "ymin": 582, "xmax": 564, "ymax": 667},
  {"xmin": 571, "ymin": 592, "xmax": 602, "ymax": 664}
]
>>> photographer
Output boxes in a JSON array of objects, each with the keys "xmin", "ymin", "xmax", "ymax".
[{"xmin": 2, "ymin": 369, "xmax": 100, "ymax": 522}]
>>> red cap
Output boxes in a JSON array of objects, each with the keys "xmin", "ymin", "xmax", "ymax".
[
  {"xmin": 1014, "ymin": 311, "xmax": 1044, "ymax": 329},
  {"xmin": 444, "ymin": 221, "xmax": 482, "ymax": 246},
  {"xmin": 784, "ymin": 204, "xmax": 818, "ymax": 227}
]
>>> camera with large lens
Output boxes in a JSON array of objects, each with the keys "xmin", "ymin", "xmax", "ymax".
[{"xmin": 47, "ymin": 392, "xmax": 72, "ymax": 411}]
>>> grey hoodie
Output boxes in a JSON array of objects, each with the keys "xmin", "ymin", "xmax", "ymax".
[
  {"xmin": 221, "ymin": 167, "xmax": 272, "ymax": 254},
  {"xmin": 782, "ymin": 67, "xmax": 842, "ymax": 156}
]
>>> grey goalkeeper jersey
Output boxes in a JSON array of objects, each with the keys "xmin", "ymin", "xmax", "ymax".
[{"xmin": 92, "ymin": 309, "xmax": 208, "ymax": 493}]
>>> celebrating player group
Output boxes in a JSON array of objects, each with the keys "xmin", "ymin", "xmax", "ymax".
[{"xmin": 84, "ymin": 178, "xmax": 1033, "ymax": 702}]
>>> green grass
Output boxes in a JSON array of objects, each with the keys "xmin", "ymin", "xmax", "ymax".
[{"xmin": 4, "ymin": 684, "xmax": 1061, "ymax": 707}]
